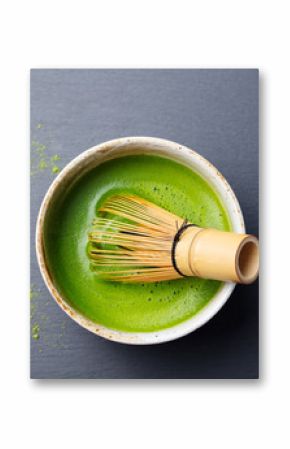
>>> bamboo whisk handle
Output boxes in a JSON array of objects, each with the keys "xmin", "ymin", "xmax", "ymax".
[{"xmin": 174, "ymin": 227, "xmax": 259, "ymax": 284}]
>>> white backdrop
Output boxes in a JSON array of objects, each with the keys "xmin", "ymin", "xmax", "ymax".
[{"xmin": 1, "ymin": 1, "xmax": 289, "ymax": 448}]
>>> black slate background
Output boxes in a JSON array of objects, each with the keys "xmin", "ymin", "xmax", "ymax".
[{"xmin": 30, "ymin": 69, "xmax": 259, "ymax": 379}]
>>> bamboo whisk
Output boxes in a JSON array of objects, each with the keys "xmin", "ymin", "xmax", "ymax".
[{"xmin": 88, "ymin": 194, "xmax": 259, "ymax": 284}]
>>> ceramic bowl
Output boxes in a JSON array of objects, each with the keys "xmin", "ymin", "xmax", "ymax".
[{"xmin": 36, "ymin": 137, "xmax": 245, "ymax": 344}]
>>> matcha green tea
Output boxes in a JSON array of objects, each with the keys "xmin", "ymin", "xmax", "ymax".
[{"xmin": 44, "ymin": 155, "xmax": 230, "ymax": 332}]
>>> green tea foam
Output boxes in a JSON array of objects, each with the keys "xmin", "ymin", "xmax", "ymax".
[{"xmin": 44, "ymin": 154, "xmax": 231, "ymax": 332}]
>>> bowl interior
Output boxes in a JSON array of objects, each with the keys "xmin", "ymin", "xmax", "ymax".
[{"xmin": 36, "ymin": 137, "xmax": 245, "ymax": 344}]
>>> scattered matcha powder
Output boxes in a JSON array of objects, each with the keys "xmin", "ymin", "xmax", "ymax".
[
  {"xmin": 51, "ymin": 154, "xmax": 60, "ymax": 161},
  {"xmin": 30, "ymin": 285, "xmax": 40, "ymax": 340},
  {"xmin": 30, "ymin": 286, "xmax": 38, "ymax": 300},
  {"xmin": 32, "ymin": 323, "xmax": 40, "ymax": 340},
  {"xmin": 31, "ymin": 123, "xmax": 66, "ymax": 347},
  {"xmin": 31, "ymin": 124, "xmax": 62, "ymax": 176},
  {"xmin": 30, "ymin": 285, "xmax": 39, "ymax": 319},
  {"xmin": 39, "ymin": 159, "xmax": 48, "ymax": 170},
  {"xmin": 30, "ymin": 283, "xmax": 68, "ymax": 350}
]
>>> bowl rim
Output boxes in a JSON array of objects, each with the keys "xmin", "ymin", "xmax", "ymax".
[{"xmin": 35, "ymin": 136, "xmax": 245, "ymax": 345}]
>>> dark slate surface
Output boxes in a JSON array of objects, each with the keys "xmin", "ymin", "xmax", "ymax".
[{"xmin": 30, "ymin": 69, "xmax": 259, "ymax": 379}]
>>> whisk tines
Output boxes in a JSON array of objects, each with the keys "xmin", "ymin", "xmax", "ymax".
[{"xmin": 88, "ymin": 194, "xmax": 184, "ymax": 282}]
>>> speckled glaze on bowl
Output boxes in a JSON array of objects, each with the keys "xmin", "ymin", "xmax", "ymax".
[{"xmin": 36, "ymin": 137, "xmax": 245, "ymax": 344}]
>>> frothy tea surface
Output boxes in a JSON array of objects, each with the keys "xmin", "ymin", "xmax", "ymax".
[{"xmin": 44, "ymin": 155, "xmax": 231, "ymax": 332}]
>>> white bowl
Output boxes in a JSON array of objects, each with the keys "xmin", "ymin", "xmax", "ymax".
[{"xmin": 36, "ymin": 137, "xmax": 245, "ymax": 344}]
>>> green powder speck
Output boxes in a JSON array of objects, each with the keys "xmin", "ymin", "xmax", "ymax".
[
  {"xmin": 32, "ymin": 323, "xmax": 40, "ymax": 340},
  {"xmin": 37, "ymin": 144, "xmax": 47, "ymax": 153},
  {"xmin": 51, "ymin": 154, "xmax": 60, "ymax": 162},
  {"xmin": 36, "ymin": 123, "xmax": 43, "ymax": 129},
  {"xmin": 30, "ymin": 286, "xmax": 38, "ymax": 301},
  {"xmin": 51, "ymin": 165, "xmax": 60, "ymax": 174},
  {"xmin": 39, "ymin": 159, "xmax": 48, "ymax": 170},
  {"xmin": 30, "ymin": 285, "xmax": 39, "ymax": 319},
  {"xmin": 30, "ymin": 302, "xmax": 36, "ymax": 318}
]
